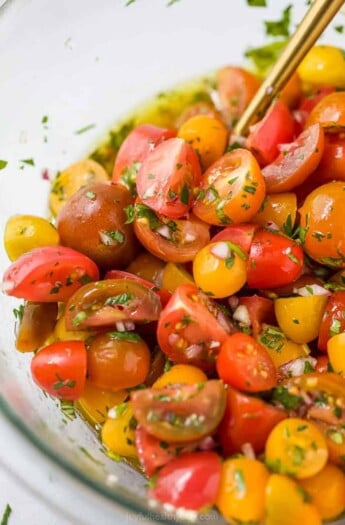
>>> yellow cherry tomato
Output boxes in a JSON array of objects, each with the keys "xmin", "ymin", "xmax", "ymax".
[
  {"xmin": 257, "ymin": 324, "xmax": 310, "ymax": 368},
  {"xmin": 216, "ymin": 457, "xmax": 269, "ymax": 524},
  {"xmin": 54, "ymin": 315, "xmax": 92, "ymax": 342},
  {"xmin": 299, "ymin": 463, "xmax": 345, "ymax": 521},
  {"xmin": 251, "ymin": 193, "xmax": 297, "ymax": 231},
  {"xmin": 298, "ymin": 45, "xmax": 345, "ymax": 89},
  {"xmin": 266, "ymin": 474, "xmax": 322, "ymax": 525},
  {"xmin": 177, "ymin": 115, "xmax": 229, "ymax": 171},
  {"xmin": 265, "ymin": 418, "xmax": 328, "ymax": 479},
  {"xmin": 126, "ymin": 252, "xmax": 165, "ymax": 286},
  {"xmin": 4, "ymin": 215, "xmax": 60, "ymax": 261},
  {"xmin": 77, "ymin": 381, "xmax": 127, "ymax": 427},
  {"xmin": 49, "ymin": 159, "xmax": 109, "ymax": 216},
  {"xmin": 161, "ymin": 262, "xmax": 194, "ymax": 293},
  {"xmin": 193, "ymin": 241, "xmax": 247, "ymax": 298},
  {"xmin": 328, "ymin": 332, "xmax": 345, "ymax": 375},
  {"xmin": 274, "ymin": 295, "xmax": 328, "ymax": 344},
  {"xmin": 153, "ymin": 364, "xmax": 207, "ymax": 389},
  {"xmin": 101, "ymin": 402, "xmax": 137, "ymax": 458}
]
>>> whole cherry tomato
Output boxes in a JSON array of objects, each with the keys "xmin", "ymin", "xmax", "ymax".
[{"xmin": 306, "ymin": 92, "xmax": 345, "ymax": 131}]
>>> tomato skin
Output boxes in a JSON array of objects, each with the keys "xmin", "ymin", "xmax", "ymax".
[
  {"xmin": 2, "ymin": 246, "xmax": 99, "ymax": 302},
  {"xmin": 157, "ymin": 283, "xmax": 230, "ymax": 370},
  {"xmin": 299, "ymin": 182, "xmax": 345, "ymax": 267},
  {"xmin": 218, "ymin": 388, "xmax": 286, "ymax": 456},
  {"xmin": 136, "ymin": 138, "xmax": 201, "ymax": 219},
  {"xmin": 315, "ymin": 134, "xmax": 345, "ymax": 183},
  {"xmin": 238, "ymin": 295, "xmax": 275, "ymax": 337},
  {"xmin": 134, "ymin": 209, "xmax": 210, "ymax": 263},
  {"xmin": 112, "ymin": 124, "xmax": 176, "ymax": 190},
  {"xmin": 131, "ymin": 380, "xmax": 226, "ymax": 443},
  {"xmin": 149, "ymin": 451, "xmax": 221, "ymax": 510},
  {"xmin": 31, "ymin": 341, "xmax": 87, "ymax": 400},
  {"xmin": 247, "ymin": 230, "xmax": 304, "ymax": 289},
  {"xmin": 315, "ymin": 354, "xmax": 330, "ymax": 373},
  {"xmin": 318, "ymin": 292, "xmax": 345, "ymax": 352},
  {"xmin": 65, "ymin": 279, "xmax": 162, "ymax": 330},
  {"xmin": 104, "ymin": 269, "xmax": 170, "ymax": 307},
  {"xmin": 251, "ymin": 192, "xmax": 297, "ymax": 231},
  {"xmin": 15, "ymin": 302, "xmax": 58, "ymax": 352},
  {"xmin": 211, "ymin": 224, "xmax": 259, "ymax": 253},
  {"xmin": 192, "ymin": 149, "xmax": 266, "ymax": 226},
  {"xmin": 246, "ymin": 99, "xmax": 295, "ymax": 166},
  {"xmin": 216, "ymin": 66, "xmax": 260, "ymax": 126},
  {"xmin": 298, "ymin": 86, "xmax": 335, "ymax": 115},
  {"xmin": 262, "ymin": 124, "xmax": 324, "ymax": 193},
  {"xmin": 217, "ymin": 333, "xmax": 277, "ymax": 392},
  {"xmin": 306, "ymin": 92, "xmax": 345, "ymax": 131}
]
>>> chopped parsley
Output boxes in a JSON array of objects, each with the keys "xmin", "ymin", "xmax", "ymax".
[
  {"xmin": 20, "ymin": 158, "xmax": 35, "ymax": 167},
  {"xmin": 53, "ymin": 373, "xmax": 76, "ymax": 390},
  {"xmin": 234, "ymin": 469, "xmax": 246, "ymax": 496},
  {"xmin": 335, "ymin": 25, "xmax": 344, "ymax": 34},
  {"xmin": 13, "ymin": 304, "xmax": 24, "ymax": 322},
  {"xmin": 41, "ymin": 115, "xmax": 48, "ymax": 124},
  {"xmin": 85, "ymin": 191, "xmax": 96, "ymax": 199},
  {"xmin": 303, "ymin": 361, "xmax": 314, "ymax": 374},
  {"xmin": 247, "ymin": 0, "xmax": 266, "ymax": 5},
  {"xmin": 287, "ymin": 252, "xmax": 299, "ymax": 264},
  {"xmin": 1, "ymin": 504, "xmax": 12, "ymax": 525},
  {"xmin": 329, "ymin": 318, "xmax": 342, "ymax": 338},
  {"xmin": 72, "ymin": 311, "xmax": 88, "ymax": 327},
  {"xmin": 180, "ymin": 184, "xmax": 190, "ymax": 205},
  {"xmin": 282, "ymin": 214, "xmax": 293, "ymax": 237},
  {"xmin": 0, "ymin": 160, "xmax": 8, "ymax": 170},
  {"xmin": 60, "ymin": 399, "xmax": 76, "ymax": 420},
  {"xmin": 245, "ymin": 40, "xmax": 287, "ymax": 75},
  {"xmin": 101, "ymin": 230, "xmax": 125, "ymax": 244},
  {"xmin": 105, "ymin": 293, "xmax": 134, "ymax": 306},
  {"xmin": 264, "ymin": 5, "xmax": 292, "ymax": 38},
  {"xmin": 108, "ymin": 331, "xmax": 142, "ymax": 343},
  {"xmin": 272, "ymin": 386, "xmax": 302, "ymax": 410},
  {"xmin": 75, "ymin": 123, "xmax": 96, "ymax": 135}
]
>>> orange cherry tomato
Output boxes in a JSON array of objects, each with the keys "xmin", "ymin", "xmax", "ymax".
[
  {"xmin": 251, "ymin": 192, "xmax": 297, "ymax": 231},
  {"xmin": 216, "ymin": 66, "xmax": 260, "ymax": 126},
  {"xmin": 246, "ymin": 99, "xmax": 295, "ymax": 166},
  {"xmin": 306, "ymin": 92, "xmax": 345, "ymax": 131},
  {"xmin": 299, "ymin": 181, "xmax": 345, "ymax": 267},
  {"xmin": 262, "ymin": 123, "xmax": 324, "ymax": 193},
  {"xmin": 315, "ymin": 133, "xmax": 345, "ymax": 183},
  {"xmin": 192, "ymin": 149, "xmax": 266, "ymax": 226},
  {"xmin": 15, "ymin": 302, "xmax": 57, "ymax": 352}
]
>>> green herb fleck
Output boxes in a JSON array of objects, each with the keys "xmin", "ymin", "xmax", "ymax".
[
  {"xmin": 1, "ymin": 504, "xmax": 12, "ymax": 525},
  {"xmin": 20, "ymin": 158, "xmax": 35, "ymax": 166},
  {"xmin": 85, "ymin": 191, "xmax": 96, "ymax": 199},
  {"xmin": 329, "ymin": 318, "xmax": 342, "ymax": 338},
  {"xmin": 13, "ymin": 304, "xmax": 24, "ymax": 322},
  {"xmin": 264, "ymin": 5, "xmax": 292, "ymax": 38},
  {"xmin": 53, "ymin": 373, "xmax": 76, "ymax": 390},
  {"xmin": 108, "ymin": 331, "xmax": 142, "ymax": 343},
  {"xmin": 75, "ymin": 123, "xmax": 96, "ymax": 135},
  {"xmin": 247, "ymin": 0, "xmax": 266, "ymax": 5},
  {"xmin": 234, "ymin": 469, "xmax": 246, "ymax": 496},
  {"xmin": 0, "ymin": 160, "xmax": 8, "ymax": 170},
  {"xmin": 303, "ymin": 361, "xmax": 314, "ymax": 374},
  {"xmin": 180, "ymin": 184, "xmax": 190, "ymax": 205},
  {"xmin": 335, "ymin": 25, "xmax": 344, "ymax": 34},
  {"xmin": 105, "ymin": 293, "xmax": 134, "ymax": 306},
  {"xmin": 272, "ymin": 386, "xmax": 302, "ymax": 410},
  {"xmin": 102, "ymin": 230, "xmax": 125, "ymax": 244}
]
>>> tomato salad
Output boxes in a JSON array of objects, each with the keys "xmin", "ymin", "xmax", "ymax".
[{"xmin": 3, "ymin": 44, "xmax": 345, "ymax": 524}]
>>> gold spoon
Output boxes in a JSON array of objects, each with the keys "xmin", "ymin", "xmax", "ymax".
[{"xmin": 234, "ymin": 0, "xmax": 345, "ymax": 137}]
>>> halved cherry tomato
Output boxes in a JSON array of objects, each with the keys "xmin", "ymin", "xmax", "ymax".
[
  {"xmin": 136, "ymin": 137, "xmax": 201, "ymax": 218},
  {"xmin": 153, "ymin": 364, "xmax": 207, "ymax": 389},
  {"xmin": 131, "ymin": 380, "xmax": 226, "ymax": 442},
  {"xmin": 31, "ymin": 340, "xmax": 87, "ymax": 400},
  {"xmin": 157, "ymin": 284, "xmax": 231, "ymax": 369},
  {"xmin": 134, "ymin": 425, "xmax": 211, "ymax": 476},
  {"xmin": 2, "ymin": 246, "xmax": 99, "ymax": 302},
  {"xmin": 265, "ymin": 417, "xmax": 328, "ymax": 479},
  {"xmin": 65, "ymin": 279, "xmax": 161, "ymax": 330},
  {"xmin": 177, "ymin": 115, "xmax": 229, "ymax": 171},
  {"xmin": 112, "ymin": 124, "xmax": 176, "ymax": 193},
  {"xmin": 216, "ymin": 66, "xmax": 260, "ymax": 126},
  {"xmin": 306, "ymin": 92, "xmax": 345, "ymax": 131},
  {"xmin": 315, "ymin": 133, "xmax": 345, "ymax": 183},
  {"xmin": 262, "ymin": 124, "xmax": 324, "ymax": 193},
  {"xmin": 133, "ymin": 203, "xmax": 210, "ymax": 263},
  {"xmin": 87, "ymin": 331, "xmax": 150, "ymax": 391},
  {"xmin": 101, "ymin": 402, "xmax": 137, "ymax": 458},
  {"xmin": 299, "ymin": 182, "xmax": 345, "ymax": 267},
  {"xmin": 193, "ymin": 241, "xmax": 248, "ymax": 298},
  {"xmin": 251, "ymin": 193, "xmax": 297, "ymax": 231},
  {"xmin": 246, "ymin": 99, "xmax": 295, "ymax": 166},
  {"xmin": 298, "ymin": 86, "xmax": 335, "ymax": 115},
  {"xmin": 299, "ymin": 463, "xmax": 345, "ymax": 521},
  {"xmin": 266, "ymin": 474, "xmax": 322, "ymax": 525},
  {"xmin": 161, "ymin": 262, "xmax": 194, "ymax": 294},
  {"xmin": 15, "ymin": 302, "xmax": 57, "ymax": 352},
  {"xmin": 149, "ymin": 451, "xmax": 221, "ymax": 510},
  {"xmin": 238, "ymin": 295, "xmax": 275, "ymax": 337},
  {"xmin": 192, "ymin": 149, "xmax": 266, "ymax": 226},
  {"xmin": 217, "ymin": 388, "xmax": 286, "ymax": 456},
  {"xmin": 77, "ymin": 381, "xmax": 127, "ymax": 426},
  {"xmin": 211, "ymin": 223, "xmax": 258, "ymax": 253},
  {"xmin": 247, "ymin": 229, "xmax": 304, "ymax": 289},
  {"xmin": 217, "ymin": 332, "xmax": 277, "ymax": 392},
  {"xmin": 216, "ymin": 457, "xmax": 269, "ymax": 524},
  {"xmin": 258, "ymin": 324, "xmax": 310, "ymax": 368},
  {"xmin": 275, "ymin": 295, "xmax": 328, "ymax": 344}
]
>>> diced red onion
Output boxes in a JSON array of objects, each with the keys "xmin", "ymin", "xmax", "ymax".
[
  {"xmin": 228, "ymin": 295, "xmax": 239, "ymax": 311},
  {"xmin": 210, "ymin": 242, "xmax": 231, "ymax": 260},
  {"xmin": 115, "ymin": 321, "xmax": 126, "ymax": 332},
  {"xmin": 294, "ymin": 284, "xmax": 331, "ymax": 297},
  {"xmin": 185, "ymin": 344, "xmax": 204, "ymax": 359},
  {"xmin": 241, "ymin": 442, "xmax": 255, "ymax": 460},
  {"xmin": 233, "ymin": 305, "xmax": 251, "ymax": 327},
  {"xmin": 156, "ymin": 225, "xmax": 171, "ymax": 240},
  {"xmin": 168, "ymin": 333, "xmax": 179, "ymax": 346},
  {"xmin": 209, "ymin": 340, "xmax": 220, "ymax": 349}
]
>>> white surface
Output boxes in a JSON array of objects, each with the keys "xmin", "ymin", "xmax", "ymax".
[{"xmin": 1, "ymin": 0, "xmax": 345, "ymax": 524}]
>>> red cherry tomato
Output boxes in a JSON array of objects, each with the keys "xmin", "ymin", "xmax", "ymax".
[
  {"xmin": 157, "ymin": 283, "xmax": 232, "ymax": 370},
  {"xmin": 246, "ymin": 99, "xmax": 295, "ymax": 166},
  {"xmin": 315, "ymin": 133, "xmax": 345, "ymax": 183},
  {"xmin": 247, "ymin": 229, "xmax": 304, "ymax": 289},
  {"xmin": 104, "ymin": 269, "xmax": 171, "ymax": 307},
  {"xmin": 299, "ymin": 86, "xmax": 335, "ymax": 114},
  {"xmin": 136, "ymin": 137, "xmax": 201, "ymax": 218},
  {"xmin": 217, "ymin": 332, "xmax": 277, "ymax": 392},
  {"xmin": 2, "ymin": 246, "xmax": 99, "ymax": 302},
  {"xmin": 112, "ymin": 124, "xmax": 176, "ymax": 193},
  {"xmin": 262, "ymin": 123, "xmax": 324, "ymax": 193},
  {"xmin": 31, "ymin": 341, "xmax": 87, "ymax": 400},
  {"xmin": 211, "ymin": 224, "xmax": 259, "ymax": 253},
  {"xmin": 238, "ymin": 295, "xmax": 275, "ymax": 336},
  {"xmin": 315, "ymin": 354, "xmax": 330, "ymax": 373},
  {"xmin": 217, "ymin": 388, "xmax": 286, "ymax": 456},
  {"xmin": 148, "ymin": 451, "xmax": 221, "ymax": 510},
  {"xmin": 318, "ymin": 292, "xmax": 345, "ymax": 352}
]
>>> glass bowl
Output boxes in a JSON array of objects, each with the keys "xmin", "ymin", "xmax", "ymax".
[{"xmin": 1, "ymin": 1, "xmax": 345, "ymax": 523}]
